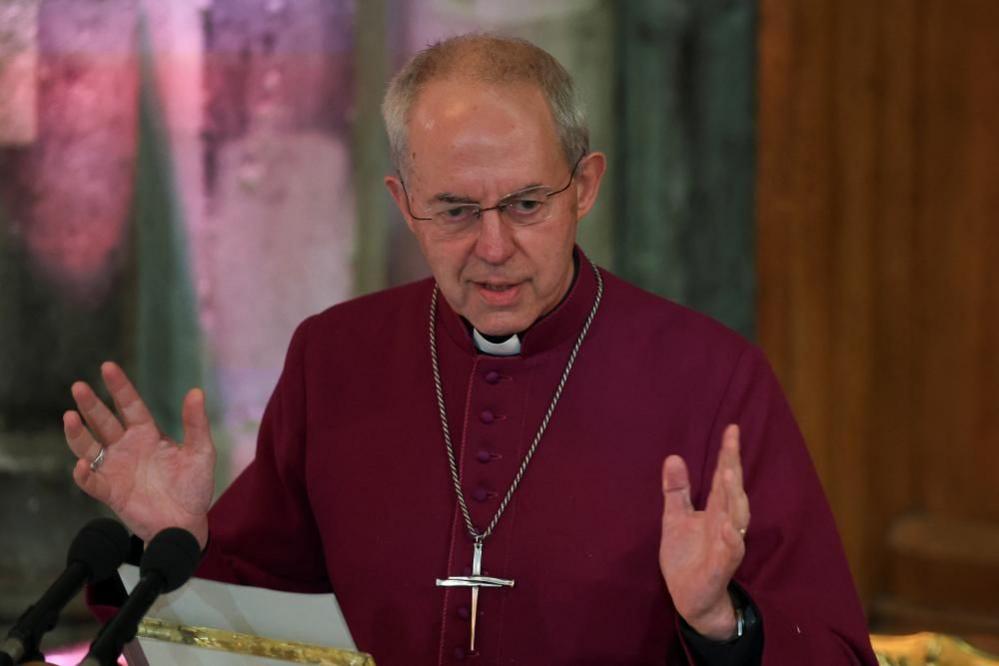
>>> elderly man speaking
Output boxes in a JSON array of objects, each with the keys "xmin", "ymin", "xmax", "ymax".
[{"xmin": 64, "ymin": 35, "xmax": 877, "ymax": 665}]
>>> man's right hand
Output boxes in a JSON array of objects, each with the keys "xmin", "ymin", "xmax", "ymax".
[{"xmin": 64, "ymin": 361, "xmax": 216, "ymax": 549}]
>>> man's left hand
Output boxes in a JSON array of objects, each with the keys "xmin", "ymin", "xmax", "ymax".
[{"xmin": 659, "ymin": 424, "xmax": 750, "ymax": 640}]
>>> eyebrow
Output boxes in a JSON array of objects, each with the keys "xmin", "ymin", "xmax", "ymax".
[{"xmin": 429, "ymin": 183, "xmax": 548, "ymax": 206}]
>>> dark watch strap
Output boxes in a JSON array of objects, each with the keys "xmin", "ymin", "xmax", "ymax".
[{"xmin": 677, "ymin": 584, "xmax": 763, "ymax": 665}]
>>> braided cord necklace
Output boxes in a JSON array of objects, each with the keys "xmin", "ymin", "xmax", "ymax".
[{"xmin": 432, "ymin": 260, "xmax": 604, "ymax": 652}]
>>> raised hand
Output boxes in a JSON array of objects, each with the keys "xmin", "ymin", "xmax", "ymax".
[
  {"xmin": 64, "ymin": 362, "xmax": 216, "ymax": 549},
  {"xmin": 659, "ymin": 424, "xmax": 750, "ymax": 640}
]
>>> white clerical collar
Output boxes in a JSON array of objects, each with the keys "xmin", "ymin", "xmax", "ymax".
[{"xmin": 472, "ymin": 329, "xmax": 522, "ymax": 356}]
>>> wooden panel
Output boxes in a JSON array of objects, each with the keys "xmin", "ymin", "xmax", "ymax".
[
  {"xmin": 869, "ymin": 0, "xmax": 919, "ymax": 592},
  {"xmin": 757, "ymin": 0, "xmax": 999, "ymax": 636},
  {"xmin": 913, "ymin": 0, "xmax": 999, "ymax": 524}
]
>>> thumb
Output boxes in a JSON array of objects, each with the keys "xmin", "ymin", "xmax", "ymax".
[
  {"xmin": 181, "ymin": 388, "xmax": 213, "ymax": 452},
  {"xmin": 662, "ymin": 455, "xmax": 693, "ymax": 517}
]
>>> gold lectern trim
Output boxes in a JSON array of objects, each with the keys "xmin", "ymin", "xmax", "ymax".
[
  {"xmin": 137, "ymin": 617, "xmax": 376, "ymax": 666},
  {"xmin": 872, "ymin": 632, "xmax": 999, "ymax": 666}
]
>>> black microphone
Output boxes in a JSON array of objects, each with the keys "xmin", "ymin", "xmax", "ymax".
[
  {"xmin": 1, "ymin": 518, "xmax": 130, "ymax": 666},
  {"xmin": 80, "ymin": 527, "xmax": 201, "ymax": 666}
]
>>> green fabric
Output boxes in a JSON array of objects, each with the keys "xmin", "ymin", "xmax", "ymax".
[
  {"xmin": 130, "ymin": 15, "xmax": 210, "ymax": 442},
  {"xmin": 615, "ymin": 0, "xmax": 757, "ymax": 339}
]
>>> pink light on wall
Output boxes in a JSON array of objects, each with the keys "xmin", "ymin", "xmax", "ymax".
[{"xmin": 12, "ymin": 0, "xmax": 139, "ymax": 304}]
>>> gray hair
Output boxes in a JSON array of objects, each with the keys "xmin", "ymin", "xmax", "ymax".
[{"xmin": 381, "ymin": 33, "xmax": 589, "ymax": 176}]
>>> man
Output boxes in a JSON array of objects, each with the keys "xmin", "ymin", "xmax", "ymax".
[{"xmin": 64, "ymin": 35, "xmax": 877, "ymax": 664}]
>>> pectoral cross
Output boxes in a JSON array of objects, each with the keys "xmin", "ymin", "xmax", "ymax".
[{"xmin": 436, "ymin": 538, "xmax": 515, "ymax": 652}]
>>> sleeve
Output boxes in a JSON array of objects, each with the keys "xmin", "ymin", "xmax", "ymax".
[
  {"xmin": 686, "ymin": 344, "xmax": 878, "ymax": 665},
  {"xmin": 194, "ymin": 316, "xmax": 332, "ymax": 593},
  {"xmin": 679, "ymin": 583, "xmax": 764, "ymax": 665}
]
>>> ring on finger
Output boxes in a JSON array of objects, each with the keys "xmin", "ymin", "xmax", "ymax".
[{"xmin": 90, "ymin": 446, "xmax": 106, "ymax": 472}]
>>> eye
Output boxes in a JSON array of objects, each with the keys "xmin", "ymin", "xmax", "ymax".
[
  {"xmin": 506, "ymin": 198, "xmax": 545, "ymax": 216},
  {"xmin": 439, "ymin": 205, "xmax": 478, "ymax": 223}
]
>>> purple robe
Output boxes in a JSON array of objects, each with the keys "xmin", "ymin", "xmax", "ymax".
[{"xmin": 197, "ymin": 253, "xmax": 877, "ymax": 665}]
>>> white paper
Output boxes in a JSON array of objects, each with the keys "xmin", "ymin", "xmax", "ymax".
[{"xmin": 119, "ymin": 565, "xmax": 357, "ymax": 665}]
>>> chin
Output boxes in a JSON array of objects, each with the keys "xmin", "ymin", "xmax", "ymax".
[{"xmin": 469, "ymin": 311, "xmax": 531, "ymax": 337}]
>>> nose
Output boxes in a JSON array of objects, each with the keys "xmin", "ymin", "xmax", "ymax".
[{"xmin": 473, "ymin": 209, "xmax": 516, "ymax": 265}]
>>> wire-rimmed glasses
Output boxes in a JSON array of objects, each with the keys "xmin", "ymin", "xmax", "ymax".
[{"xmin": 399, "ymin": 151, "xmax": 586, "ymax": 238}]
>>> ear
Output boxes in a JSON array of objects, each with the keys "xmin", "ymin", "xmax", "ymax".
[
  {"xmin": 385, "ymin": 175, "xmax": 418, "ymax": 234},
  {"xmin": 573, "ymin": 151, "xmax": 607, "ymax": 220}
]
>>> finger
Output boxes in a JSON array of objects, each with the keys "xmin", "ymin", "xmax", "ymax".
[
  {"xmin": 705, "ymin": 458, "xmax": 730, "ymax": 519},
  {"xmin": 718, "ymin": 424, "xmax": 740, "ymax": 475},
  {"xmin": 181, "ymin": 388, "xmax": 214, "ymax": 453},
  {"xmin": 662, "ymin": 455, "xmax": 693, "ymax": 516},
  {"xmin": 724, "ymin": 468, "xmax": 751, "ymax": 533},
  {"xmin": 723, "ymin": 424, "xmax": 742, "ymax": 480},
  {"xmin": 63, "ymin": 410, "xmax": 103, "ymax": 461},
  {"xmin": 72, "ymin": 458, "xmax": 112, "ymax": 505},
  {"xmin": 721, "ymin": 425, "xmax": 749, "ymax": 530},
  {"xmin": 72, "ymin": 381, "xmax": 125, "ymax": 444},
  {"xmin": 706, "ymin": 424, "xmax": 740, "ymax": 514},
  {"xmin": 101, "ymin": 361, "xmax": 156, "ymax": 429},
  {"xmin": 720, "ymin": 518, "xmax": 748, "ymax": 556}
]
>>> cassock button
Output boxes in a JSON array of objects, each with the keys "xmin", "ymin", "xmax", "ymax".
[
  {"xmin": 479, "ymin": 409, "xmax": 495, "ymax": 424},
  {"xmin": 472, "ymin": 487, "xmax": 490, "ymax": 503},
  {"xmin": 484, "ymin": 370, "xmax": 501, "ymax": 384},
  {"xmin": 476, "ymin": 450, "xmax": 492, "ymax": 464},
  {"xmin": 457, "ymin": 606, "xmax": 471, "ymax": 620}
]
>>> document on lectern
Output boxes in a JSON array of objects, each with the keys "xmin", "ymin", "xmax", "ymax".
[{"xmin": 119, "ymin": 565, "xmax": 373, "ymax": 665}]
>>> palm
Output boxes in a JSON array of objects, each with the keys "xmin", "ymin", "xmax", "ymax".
[
  {"xmin": 658, "ymin": 425, "xmax": 749, "ymax": 639},
  {"xmin": 660, "ymin": 491, "xmax": 742, "ymax": 619},
  {"xmin": 97, "ymin": 426, "xmax": 214, "ymax": 541},
  {"xmin": 65, "ymin": 362, "xmax": 215, "ymax": 546}
]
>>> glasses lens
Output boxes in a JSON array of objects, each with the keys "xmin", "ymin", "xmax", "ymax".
[{"xmin": 500, "ymin": 195, "xmax": 552, "ymax": 224}]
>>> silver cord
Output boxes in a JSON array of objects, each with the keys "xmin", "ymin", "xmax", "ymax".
[{"xmin": 429, "ymin": 260, "xmax": 604, "ymax": 542}]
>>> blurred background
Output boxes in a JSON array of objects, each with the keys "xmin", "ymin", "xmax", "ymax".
[{"xmin": 0, "ymin": 0, "xmax": 996, "ymax": 658}]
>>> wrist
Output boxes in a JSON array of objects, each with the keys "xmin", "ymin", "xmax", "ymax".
[
  {"xmin": 187, "ymin": 519, "xmax": 210, "ymax": 552},
  {"xmin": 682, "ymin": 595, "xmax": 738, "ymax": 641}
]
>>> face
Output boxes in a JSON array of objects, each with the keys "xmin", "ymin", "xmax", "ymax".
[{"xmin": 386, "ymin": 78, "xmax": 606, "ymax": 336}]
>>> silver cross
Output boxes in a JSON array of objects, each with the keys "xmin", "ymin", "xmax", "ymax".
[{"xmin": 436, "ymin": 539, "xmax": 515, "ymax": 652}]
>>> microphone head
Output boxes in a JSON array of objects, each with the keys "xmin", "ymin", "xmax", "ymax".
[
  {"xmin": 66, "ymin": 518, "xmax": 132, "ymax": 583},
  {"xmin": 140, "ymin": 528, "xmax": 202, "ymax": 593}
]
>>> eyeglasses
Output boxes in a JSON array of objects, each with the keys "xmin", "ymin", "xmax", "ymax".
[{"xmin": 399, "ymin": 151, "xmax": 586, "ymax": 238}]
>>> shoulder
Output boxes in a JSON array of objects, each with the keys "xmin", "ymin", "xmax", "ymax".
[
  {"xmin": 597, "ymin": 268, "xmax": 757, "ymax": 364},
  {"xmin": 288, "ymin": 277, "xmax": 435, "ymax": 356}
]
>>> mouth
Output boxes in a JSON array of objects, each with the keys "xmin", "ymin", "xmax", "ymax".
[
  {"xmin": 479, "ymin": 282, "xmax": 516, "ymax": 291},
  {"xmin": 473, "ymin": 280, "xmax": 523, "ymax": 306}
]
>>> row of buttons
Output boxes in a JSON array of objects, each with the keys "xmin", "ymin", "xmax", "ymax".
[{"xmin": 448, "ymin": 368, "xmax": 508, "ymax": 660}]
